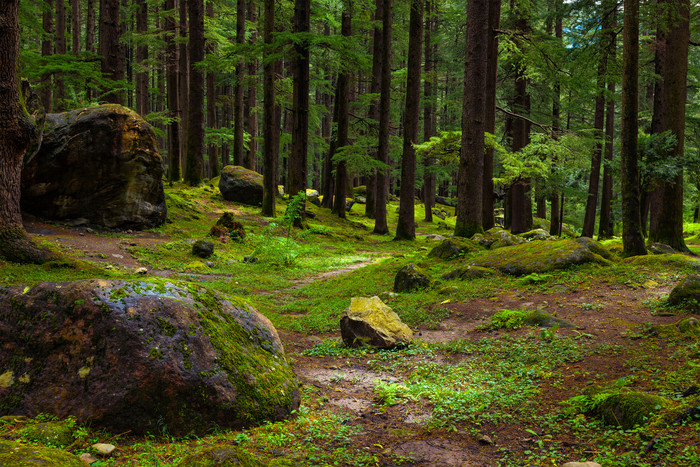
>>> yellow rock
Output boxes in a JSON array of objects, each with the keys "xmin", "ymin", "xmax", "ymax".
[{"xmin": 341, "ymin": 296, "xmax": 413, "ymax": 348}]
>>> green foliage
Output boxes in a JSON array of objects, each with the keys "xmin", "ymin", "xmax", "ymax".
[{"xmin": 479, "ymin": 308, "xmax": 535, "ymax": 331}]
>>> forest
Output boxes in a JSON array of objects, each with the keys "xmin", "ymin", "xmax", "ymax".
[{"xmin": 0, "ymin": 0, "xmax": 699, "ymax": 465}]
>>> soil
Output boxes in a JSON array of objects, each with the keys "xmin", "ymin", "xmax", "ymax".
[{"xmin": 22, "ymin": 220, "xmax": 700, "ymax": 466}]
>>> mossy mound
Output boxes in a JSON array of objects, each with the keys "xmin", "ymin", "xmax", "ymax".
[
  {"xmin": 21, "ymin": 422, "xmax": 74, "ymax": 447},
  {"xmin": 0, "ymin": 440, "xmax": 83, "ymax": 466},
  {"xmin": 443, "ymin": 265, "xmax": 498, "ymax": 280},
  {"xmin": 394, "ymin": 264, "xmax": 432, "ymax": 293},
  {"xmin": 469, "ymin": 238, "xmax": 613, "ymax": 276},
  {"xmin": 472, "ymin": 228, "xmax": 527, "ymax": 250},
  {"xmin": 532, "ymin": 217, "xmax": 578, "ymax": 238},
  {"xmin": 668, "ymin": 274, "xmax": 700, "ymax": 310},
  {"xmin": 645, "ymin": 318, "xmax": 700, "ymax": 339},
  {"xmin": 480, "ymin": 308, "xmax": 572, "ymax": 331},
  {"xmin": 592, "ymin": 391, "xmax": 670, "ymax": 429},
  {"xmin": 175, "ymin": 446, "xmax": 266, "ymax": 467},
  {"xmin": 428, "ymin": 238, "xmax": 482, "ymax": 260},
  {"xmin": 625, "ymin": 254, "xmax": 700, "ymax": 271},
  {"xmin": 519, "ymin": 229, "xmax": 555, "ymax": 241},
  {"xmin": 521, "ymin": 310, "xmax": 573, "ymax": 328}
]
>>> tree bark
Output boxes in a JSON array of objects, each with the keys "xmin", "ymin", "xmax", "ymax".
[
  {"xmin": 184, "ymin": 0, "xmax": 205, "ymax": 185},
  {"xmin": 365, "ymin": 0, "xmax": 383, "ymax": 220},
  {"xmin": 598, "ymin": 78, "xmax": 615, "ymax": 239},
  {"xmin": 482, "ymin": 0, "xmax": 500, "ymax": 229},
  {"xmin": 332, "ymin": 5, "xmax": 353, "ymax": 219},
  {"xmin": 455, "ymin": 0, "xmax": 488, "ymax": 238},
  {"xmin": 206, "ymin": 0, "xmax": 219, "ymax": 178},
  {"xmin": 55, "ymin": 0, "xmax": 66, "ymax": 111},
  {"xmin": 422, "ymin": 0, "xmax": 437, "ymax": 223},
  {"xmin": 620, "ymin": 0, "xmax": 647, "ymax": 256},
  {"xmin": 165, "ymin": 0, "xmax": 181, "ymax": 181},
  {"xmin": 395, "ymin": 0, "xmax": 423, "ymax": 240},
  {"xmin": 136, "ymin": 0, "xmax": 149, "ymax": 116},
  {"xmin": 41, "ymin": 0, "xmax": 54, "ymax": 112},
  {"xmin": 373, "ymin": 0, "xmax": 392, "ymax": 235},
  {"xmin": 245, "ymin": 1, "xmax": 258, "ymax": 171},
  {"xmin": 100, "ymin": 0, "xmax": 125, "ymax": 104},
  {"xmin": 71, "ymin": 0, "xmax": 80, "ymax": 55},
  {"xmin": 179, "ymin": 0, "xmax": 190, "ymax": 166},
  {"xmin": 232, "ymin": 0, "xmax": 246, "ymax": 167},
  {"xmin": 261, "ymin": 0, "xmax": 277, "ymax": 216}
]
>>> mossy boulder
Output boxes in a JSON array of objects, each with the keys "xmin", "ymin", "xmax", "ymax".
[
  {"xmin": 519, "ymin": 229, "xmax": 555, "ymax": 241},
  {"xmin": 192, "ymin": 240, "xmax": 215, "ymax": 258},
  {"xmin": 219, "ymin": 166, "xmax": 264, "ymax": 205},
  {"xmin": 175, "ymin": 446, "xmax": 266, "ymax": 466},
  {"xmin": 306, "ymin": 189, "xmax": 321, "ymax": 206},
  {"xmin": 626, "ymin": 254, "xmax": 700, "ymax": 271},
  {"xmin": 645, "ymin": 318, "xmax": 700, "ymax": 339},
  {"xmin": 209, "ymin": 212, "xmax": 246, "ymax": 242},
  {"xmin": 521, "ymin": 310, "xmax": 573, "ymax": 328},
  {"xmin": 353, "ymin": 185, "xmax": 367, "ymax": 197},
  {"xmin": 20, "ymin": 104, "xmax": 166, "ymax": 229},
  {"xmin": 471, "ymin": 228, "xmax": 527, "ymax": 250},
  {"xmin": 443, "ymin": 266, "xmax": 498, "ymax": 280},
  {"xmin": 428, "ymin": 238, "xmax": 481, "ymax": 260},
  {"xmin": 469, "ymin": 238, "xmax": 613, "ymax": 276},
  {"xmin": 668, "ymin": 274, "xmax": 700, "ymax": 310},
  {"xmin": 0, "ymin": 440, "xmax": 83, "ymax": 466},
  {"xmin": 0, "ymin": 280, "xmax": 300, "ymax": 435},
  {"xmin": 649, "ymin": 243, "xmax": 676, "ymax": 255},
  {"xmin": 591, "ymin": 391, "xmax": 670, "ymax": 429},
  {"xmin": 21, "ymin": 422, "xmax": 74, "ymax": 447},
  {"xmin": 394, "ymin": 264, "xmax": 432, "ymax": 292},
  {"xmin": 340, "ymin": 297, "xmax": 413, "ymax": 348},
  {"xmin": 532, "ymin": 217, "xmax": 578, "ymax": 238}
]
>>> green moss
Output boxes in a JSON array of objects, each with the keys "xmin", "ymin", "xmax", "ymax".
[
  {"xmin": 176, "ymin": 446, "xmax": 266, "ymax": 467},
  {"xmin": 0, "ymin": 440, "xmax": 83, "ymax": 466},
  {"xmin": 594, "ymin": 391, "xmax": 669, "ymax": 429},
  {"xmin": 20, "ymin": 422, "xmax": 74, "ymax": 448},
  {"xmin": 148, "ymin": 347, "xmax": 165, "ymax": 360},
  {"xmin": 156, "ymin": 317, "xmax": 177, "ymax": 337}
]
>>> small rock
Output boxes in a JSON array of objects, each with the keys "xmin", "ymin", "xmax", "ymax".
[
  {"xmin": 243, "ymin": 255, "xmax": 257, "ymax": 263},
  {"xmin": 393, "ymin": 263, "xmax": 431, "ymax": 293},
  {"xmin": 134, "ymin": 267, "xmax": 148, "ymax": 275},
  {"xmin": 205, "ymin": 261, "xmax": 215, "ymax": 268},
  {"xmin": 340, "ymin": 296, "xmax": 413, "ymax": 349},
  {"xmin": 192, "ymin": 240, "xmax": 214, "ymax": 258},
  {"xmin": 86, "ymin": 228, "xmax": 95, "ymax": 234},
  {"xmin": 561, "ymin": 462, "xmax": 602, "ymax": 467},
  {"xmin": 79, "ymin": 232, "xmax": 85, "ymax": 237},
  {"xmin": 478, "ymin": 435, "xmax": 493, "ymax": 445},
  {"xmin": 92, "ymin": 443, "xmax": 116, "ymax": 456},
  {"xmin": 80, "ymin": 453, "xmax": 98, "ymax": 464}
]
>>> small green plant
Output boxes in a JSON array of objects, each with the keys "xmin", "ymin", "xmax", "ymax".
[
  {"xmin": 479, "ymin": 308, "xmax": 534, "ymax": 331},
  {"xmin": 283, "ymin": 191, "xmax": 306, "ymax": 236}
]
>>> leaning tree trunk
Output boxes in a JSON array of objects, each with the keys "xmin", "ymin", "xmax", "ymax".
[{"xmin": 0, "ymin": 0, "xmax": 54, "ymax": 263}]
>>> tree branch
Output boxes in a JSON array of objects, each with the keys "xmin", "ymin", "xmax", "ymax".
[{"xmin": 495, "ymin": 106, "xmax": 551, "ymax": 134}]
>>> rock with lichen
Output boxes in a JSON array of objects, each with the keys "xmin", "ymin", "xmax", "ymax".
[
  {"xmin": 21, "ymin": 422, "xmax": 74, "ymax": 447},
  {"xmin": 340, "ymin": 297, "xmax": 413, "ymax": 349},
  {"xmin": 428, "ymin": 238, "xmax": 482, "ymax": 260},
  {"xmin": 590, "ymin": 390, "xmax": 670, "ymax": 429},
  {"xmin": 20, "ymin": 104, "xmax": 166, "ymax": 229},
  {"xmin": 668, "ymin": 274, "xmax": 700, "ymax": 311},
  {"xmin": 219, "ymin": 166, "xmax": 264, "ymax": 205},
  {"xmin": 443, "ymin": 266, "xmax": 498, "ymax": 280},
  {"xmin": 394, "ymin": 264, "xmax": 432, "ymax": 293},
  {"xmin": 0, "ymin": 440, "xmax": 83, "ymax": 466},
  {"xmin": 0, "ymin": 280, "xmax": 300, "ymax": 435}
]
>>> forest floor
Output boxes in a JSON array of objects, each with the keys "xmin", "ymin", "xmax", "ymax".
[{"xmin": 3, "ymin": 184, "xmax": 700, "ymax": 466}]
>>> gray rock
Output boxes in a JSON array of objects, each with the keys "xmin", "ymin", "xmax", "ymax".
[
  {"xmin": 394, "ymin": 264, "xmax": 431, "ymax": 293},
  {"xmin": 219, "ymin": 166, "xmax": 264, "ymax": 205},
  {"xmin": 649, "ymin": 243, "xmax": 676, "ymax": 255},
  {"xmin": 80, "ymin": 453, "xmax": 99, "ymax": 464},
  {"xmin": 192, "ymin": 240, "xmax": 214, "ymax": 258},
  {"xmin": 92, "ymin": 443, "xmax": 115, "ymax": 456},
  {"xmin": 340, "ymin": 297, "xmax": 413, "ymax": 348},
  {"xmin": 0, "ymin": 280, "xmax": 300, "ymax": 435},
  {"xmin": 21, "ymin": 105, "xmax": 166, "ymax": 230},
  {"xmin": 424, "ymin": 234, "xmax": 446, "ymax": 242},
  {"xmin": 520, "ymin": 229, "xmax": 555, "ymax": 241}
]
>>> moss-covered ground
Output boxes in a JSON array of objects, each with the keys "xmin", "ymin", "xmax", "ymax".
[{"xmin": 1, "ymin": 183, "xmax": 699, "ymax": 466}]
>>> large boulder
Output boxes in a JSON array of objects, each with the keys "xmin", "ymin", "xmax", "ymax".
[
  {"xmin": 394, "ymin": 264, "xmax": 432, "ymax": 293},
  {"xmin": 21, "ymin": 105, "xmax": 166, "ymax": 229},
  {"xmin": 219, "ymin": 166, "xmax": 264, "ymax": 205},
  {"xmin": 340, "ymin": 297, "xmax": 413, "ymax": 348},
  {"xmin": 469, "ymin": 238, "xmax": 613, "ymax": 276},
  {"xmin": 668, "ymin": 274, "xmax": 700, "ymax": 310},
  {"xmin": 0, "ymin": 280, "xmax": 300, "ymax": 435},
  {"xmin": 428, "ymin": 238, "xmax": 481, "ymax": 260},
  {"xmin": 470, "ymin": 227, "xmax": 527, "ymax": 249}
]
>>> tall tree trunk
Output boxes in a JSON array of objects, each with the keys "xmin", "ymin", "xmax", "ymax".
[
  {"xmin": 321, "ymin": 75, "xmax": 339, "ymax": 210},
  {"xmin": 620, "ymin": 0, "xmax": 646, "ymax": 256},
  {"xmin": 100, "ymin": 0, "xmax": 125, "ymax": 104},
  {"xmin": 0, "ymin": 0, "xmax": 54, "ymax": 263},
  {"xmin": 206, "ymin": 1, "xmax": 219, "ymax": 178},
  {"xmin": 245, "ymin": 1, "xmax": 258, "ymax": 170},
  {"xmin": 261, "ymin": 0, "xmax": 277, "ymax": 216},
  {"xmin": 232, "ymin": 0, "xmax": 246, "ymax": 166},
  {"xmin": 599, "ymin": 79, "xmax": 615, "ymax": 239},
  {"xmin": 184, "ymin": 0, "xmax": 205, "ymax": 185},
  {"xmin": 289, "ymin": 0, "xmax": 311, "ymax": 221},
  {"xmin": 41, "ymin": 0, "xmax": 54, "ymax": 112},
  {"xmin": 482, "ymin": 0, "xmax": 500, "ymax": 229},
  {"xmin": 136, "ymin": 0, "xmax": 149, "ymax": 116},
  {"xmin": 165, "ymin": 0, "xmax": 181, "ymax": 181},
  {"xmin": 455, "ymin": 0, "xmax": 488, "ymax": 238},
  {"xmin": 332, "ymin": 5, "xmax": 353, "ymax": 219},
  {"xmin": 373, "ymin": 0, "xmax": 392, "ymax": 234},
  {"xmin": 395, "ymin": 0, "xmax": 423, "ymax": 240},
  {"xmin": 549, "ymin": 0, "xmax": 563, "ymax": 236},
  {"xmin": 179, "ymin": 0, "xmax": 189, "ymax": 167},
  {"xmin": 422, "ymin": 0, "xmax": 436, "ymax": 223},
  {"xmin": 55, "ymin": 0, "xmax": 66, "ymax": 111},
  {"xmin": 365, "ymin": 0, "xmax": 383, "ymax": 220},
  {"xmin": 648, "ymin": 0, "xmax": 690, "ymax": 252},
  {"xmin": 71, "ymin": 0, "xmax": 80, "ymax": 55}
]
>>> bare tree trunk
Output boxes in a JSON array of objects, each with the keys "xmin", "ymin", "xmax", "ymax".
[
  {"xmin": 373, "ymin": 0, "xmax": 392, "ymax": 234},
  {"xmin": 165, "ymin": 0, "xmax": 181, "ymax": 180},
  {"xmin": 395, "ymin": 0, "xmax": 423, "ymax": 240},
  {"xmin": 232, "ymin": 0, "xmax": 246, "ymax": 166},
  {"xmin": 365, "ymin": 0, "xmax": 383, "ymax": 220},
  {"xmin": 332, "ymin": 4, "xmax": 353, "ymax": 219},
  {"xmin": 261, "ymin": 0, "xmax": 277, "ymax": 217},
  {"xmin": 179, "ymin": 0, "xmax": 189, "ymax": 166},
  {"xmin": 71, "ymin": 0, "xmax": 80, "ymax": 55},
  {"xmin": 620, "ymin": 0, "xmax": 646, "ymax": 256},
  {"xmin": 422, "ymin": 0, "xmax": 436, "ymax": 223},
  {"xmin": 135, "ymin": 0, "xmax": 149, "ymax": 116},
  {"xmin": 482, "ymin": 0, "xmax": 500, "ymax": 229},
  {"xmin": 598, "ymin": 79, "xmax": 615, "ymax": 239},
  {"xmin": 100, "ymin": 0, "xmax": 125, "ymax": 104},
  {"xmin": 184, "ymin": 0, "xmax": 205, "ymax": 185},
  {"xmin": 41, "ymin": 0, "xmax": 54, "ymax": 112},
  {"xmin": 245, "ymin": 1, "xmax": 258, "ymax": 170},
  {"xmin": 55, "ymin": 0, "xmax": 66, "ymax": 111},
  {"xmin": 206, "ymin": 0, "xmax": 219, "ymax": 178}
]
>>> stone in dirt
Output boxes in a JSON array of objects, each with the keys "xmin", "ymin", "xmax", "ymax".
[
  {"xmin": 668, "ymin": 274, "xmax": 700, "ymax": 310},
  {"xmin": 0, "ymin": 440, "xmax": 83, "ymax": 466},
  {"xmin": 175, "ymin": 446, "xmax": 265, "ymax": 467},
  {"xmin": 92, "ymin": 443, "xmax": 115, "ymax": 456},
  {"xmin": 469, "ymin": 238, "xmax": 614, "ymax": 276},
  {"xmin": 219, "ymin": 166, "xmax": 264, "ymax": 205},
  {"xmin": 21, "ymin": 104, "xmax": 166, "ymax": 230},
  {"xmin": 0, "ymin": 280, "xmax": 300, "ymax": 435},
  {"xmin": 649, "ymin": 243, "xmax": 676, "ymax": 255},
  {"xmin": 394, "ymin": 263, "xmax": 431, "ymax": 293},
  {"xmin": 340, "ymin": 296, "xmax": 413, "ymax": 349}
]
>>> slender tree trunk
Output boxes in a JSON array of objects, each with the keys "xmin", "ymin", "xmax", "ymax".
[
  {"xmin": 455, "ymin": 0, "xmax": 488, "ymax": 238},
  {"xmin": 599, "ymin": 79, "xmax": 615, "ymax": 239},
  {"xmin": 165, "ymin": 0, "xmax": 181, "ymax": 181},
  {"xmin": 136, "ymin": 0, "xmax": 149, "ymax": 116},
  {"xmin": 232, "ymin": 0, "xmax": 246, "ymax": 166},
  {"xmin": 206, "ymin": 0, "xmax": 219, "ymax": 178},
  {"xmin": 71, "ymin": 0, "xmax": 80, "ymax": 55},
  {"xmin": 648, "ymin": 0, "xmax": 689, "ymax": 252},
  {"xmin": 482, "ymin": 0, "xmax": 500, "ymax": 229},
  {"xmin": 322, "ymin": 76, "xmax": 339, "ymax": 210},
  {"xmin": 422, "ymin": 0, "xmax": 436, "ymax": 223},
  {"xmin": 289, "ymin": 0, "xmax": 311, "ymax": 221},
  {"xmin": 184, "ymin": 0, "xmax": 205, "ymax": 185},
  {"xmin": 373, "ymin": 0, "xmax": 392, "ymax": 234},
  {"xmin": 395, "ymin": 0, "xmax": 423, "ymax": 240},
  {"xmin": 55, "ymin": 0, "xmax": 66, "ymax": 111},
  {"xmin": 332, "ymin": 5, "xmax": 353, "ymax": 219},
  {"xmin": 261, "ymin": 0, "xmax": 277, "ymax": 216},
  {"xmin": 620, "ymin": 0, "xmax": 647, "ymax": 256},
  {"xmin": 365, "ymin": 0, "xmax": 383, "ymax": 220},
  {"xmin": 41, "ymin": 0, "xmax": 54, "ymax": 112},
  {"xmin": 245, "ymin": 1, "xmax": 258, "ymax": 170},
  {"xmin": 100, "ymin": 0, "xmax": 125, "ymax": 104},
  {"xmin": 179, "ymin": 0, "xmax": 189, "ymax": 165},
  {"xmin": 549, "ymin": 0, "xmax": 563, "ymax": 236}
]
